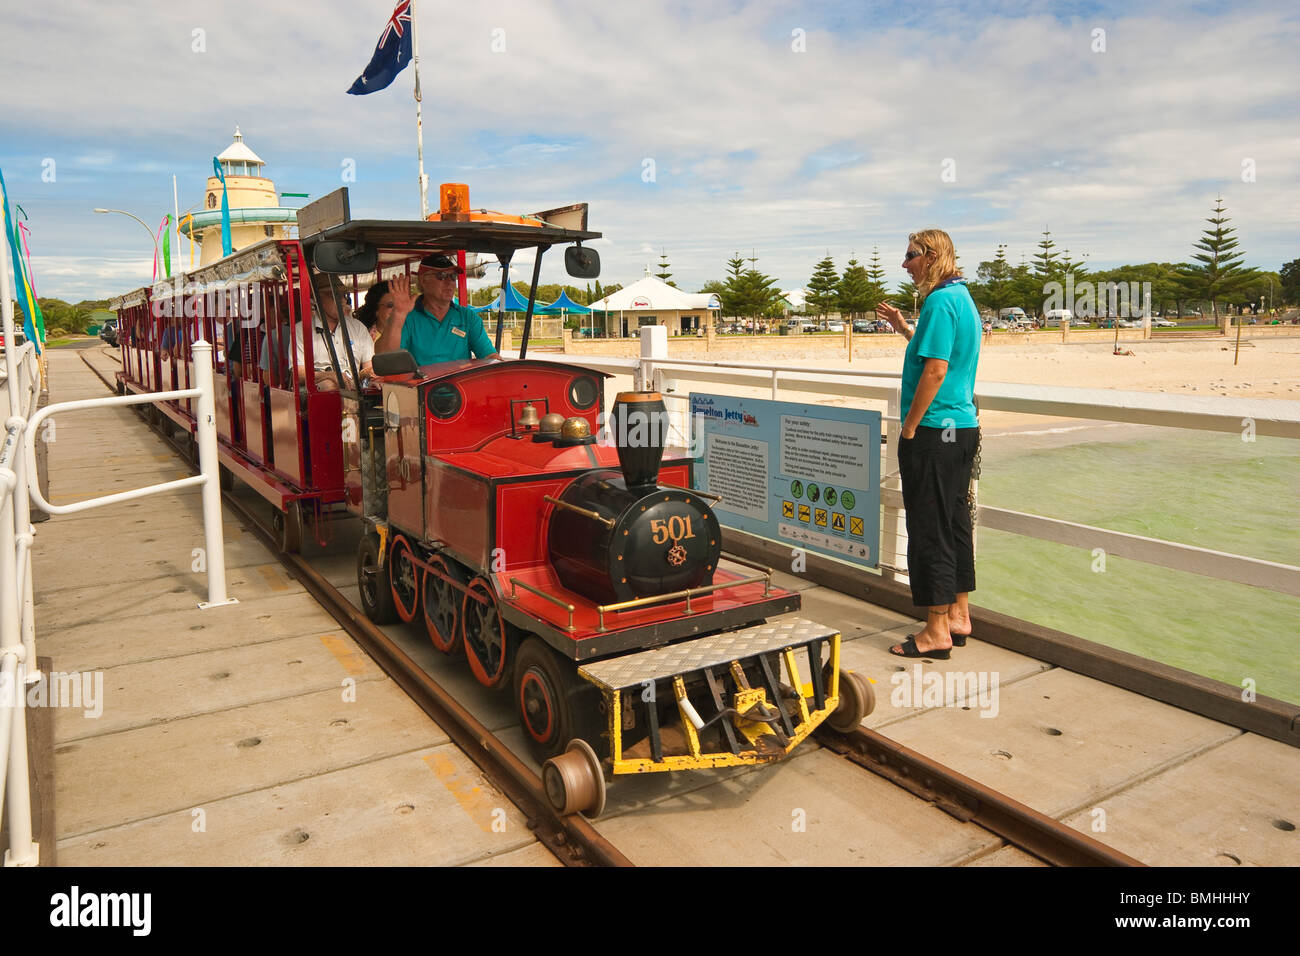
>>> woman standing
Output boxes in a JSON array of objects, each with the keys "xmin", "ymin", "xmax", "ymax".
[{"xmin": 875, "ymin": 230, "xmax": 981, "ymax": 659}]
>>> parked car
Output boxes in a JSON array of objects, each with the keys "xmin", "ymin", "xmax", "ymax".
[
  {"xmin": 100, "ymin": 319, "xmax": 119, "ymax": 346},
  {"xmin": 1151, "ymin": 317, "xmax": 1176, "ymax": 328},
  {"xmin": 0, "ymin": 329, "xmax": 27, "ymax": 349},
  {"xmin": 826, "ymin": 320, "xmax": 844, "ymax": 333},
  {"xmin": 852, "ymin": 319, "xmax": 872, "ymax": 333}
]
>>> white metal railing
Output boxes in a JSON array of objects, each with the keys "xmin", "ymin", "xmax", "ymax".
[
  {"xmin": 0, "ymin": 252, "xmax": 238, "ymax": 864},
  {"xmin": 0, "ymin": 333, "xmax": 41, "ymax": 867},
  {"xmin": 564, "ymin": 328, "xmax": 1300, "ymax": 598},
  {"xmin": 22, "ymin": 342, "xmax": 238, "ymax": 610}
]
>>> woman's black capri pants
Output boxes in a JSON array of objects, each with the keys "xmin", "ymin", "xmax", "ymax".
[{"xmin": 897, "ymin": 424, "xmax": 979, "ymax": 607}]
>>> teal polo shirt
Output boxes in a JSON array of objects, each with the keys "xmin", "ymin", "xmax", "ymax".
[
  {"xmin": 900, "ymin": 280, "xmax": 981, "ymax": 429},
  {"xmin": 399, "ymin": 299, "xmax": 497, "ymax": 365}
]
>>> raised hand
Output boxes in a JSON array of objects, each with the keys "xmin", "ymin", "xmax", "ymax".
[
  {"xmin": 875, "ymin": 301, "xmax": 907, "ymax": 333},
  {"xmin": 389, "ymin": 280, "xmax": 417, "ymax": 321}
]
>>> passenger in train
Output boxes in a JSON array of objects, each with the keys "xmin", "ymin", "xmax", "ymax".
[
  {"xmin": 876, "ymin": 229, "xmax": 981, "ymax": 660},
  {"xmin": 355, "ymin": 280, "xmax": 395, "ymax": 342},
  {"xmin": 259, "ymin": 275, "xmax": 374, "ymax": 390},
  {"xmin": 376, "ymin": 254, "xmax": 497, "ymax": 364}
]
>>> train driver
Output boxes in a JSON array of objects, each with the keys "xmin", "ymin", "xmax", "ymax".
[{"xmin": 376, "ymin": 254, "xmax": 498, "ymax": 364}]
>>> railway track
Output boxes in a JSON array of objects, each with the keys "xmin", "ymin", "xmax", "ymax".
[{"xmin": 78, "ymin": 348, "xmax": 1141, "ymax": 867}]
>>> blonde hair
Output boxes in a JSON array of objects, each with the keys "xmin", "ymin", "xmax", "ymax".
[{"xmin": 908, "ymin": 229, "xmax": 961, "ymax": 300}]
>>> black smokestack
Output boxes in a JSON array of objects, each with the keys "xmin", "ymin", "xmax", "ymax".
[{"xmin": 611, "ymin": 391, "xmax": 667, "ymax": 493}]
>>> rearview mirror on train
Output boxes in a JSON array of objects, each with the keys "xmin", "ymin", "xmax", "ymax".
[
  {"xmin": 312, "ymin": 240, "xmax": 378, "ymax": 275},
  {"xmin": 565, "ymin": 245, "xmax": 600, "ymax": 279},
  {"xmin": 372, "ymin": 350, "xmax": 419, "ymax": 377}
]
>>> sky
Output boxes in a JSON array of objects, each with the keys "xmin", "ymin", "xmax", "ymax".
[{"xmin": 2, "ymin": 0, "xmax": 1297, "ymax": 303}]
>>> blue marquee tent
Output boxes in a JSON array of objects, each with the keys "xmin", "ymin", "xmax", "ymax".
[
  {"xmin": 544, "ymin": 290, "xmax": 591, "ymax": 315},
  {"xmin": 472, "ymin": 281, "xmax": 535, "ymax": 314}
]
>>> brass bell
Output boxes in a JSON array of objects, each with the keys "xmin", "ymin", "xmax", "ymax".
[{"xmin": 518, "ymin": 402, "xmax": 540, "ymax": 430}]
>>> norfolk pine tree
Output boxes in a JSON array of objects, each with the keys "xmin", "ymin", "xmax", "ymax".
[{"xmin": 806, "ymin": 254, "xmax": 840, "ymax": 320}]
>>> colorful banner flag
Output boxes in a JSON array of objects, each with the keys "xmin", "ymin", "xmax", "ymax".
[
  {"xmin": 347, "ymin": 1, "xmax": 413, "ymax": 95},
  {"xmin": 162, "ymin": 215, "xmax": 171, "ymax": 278},
  {"xmin": 212, "ymin": 157, "xmax": 232, "ymax": 257},
  {"xmin": 154, "ymin": 215, "xmax": 172, "ymax": 280},
  {"xmin": 0, "ymin": 165, "xmax": 44, "ymax": 352}
]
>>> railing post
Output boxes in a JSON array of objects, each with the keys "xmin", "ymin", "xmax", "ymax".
[
  {"xmin": 192, "ymin": 341, "xmax": 237, "ymax": 610},
  {"xmin": 638, "ymin": 325, "xmax": 666, "ymax": 391},
  {"xmin": 9, "ymin": 356, "xmax": 38, "ymax": 680},
  {"xmin": 0, "ymin": 478, "xmax": 37, "ymax": 867},
  {"xmin": 882, "ymin": 384, "xmax": 909, "ymax": 584}
]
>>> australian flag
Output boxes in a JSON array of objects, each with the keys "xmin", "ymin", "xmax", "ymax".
[{"xmin": 347, "ymin": 1, "xmax": 413, "ymax": 95}]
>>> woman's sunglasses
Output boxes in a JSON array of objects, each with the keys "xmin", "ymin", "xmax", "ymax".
[{"xmin": 904, "ymin": 250, "xmax": 925, "ymax": 262}]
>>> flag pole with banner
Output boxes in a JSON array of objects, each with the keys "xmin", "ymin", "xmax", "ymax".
[
  {"xmin": 0, "ymin": 166, "xmax": 44, "ymax": 353},
  {"xmin": 412, "ymin": 0, "xmax": 428, "ymax": 218},
  {"xmin": 212, "ymin": 157, "xmax": 232, "ymax": 257},
  {"xmin": 347, "ymin": 1, "xmax": 426, "ymax": 218}
]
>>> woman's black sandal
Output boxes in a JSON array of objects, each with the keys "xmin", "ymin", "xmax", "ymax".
[{"xmin": 889, "ymin": 635, "xmax": 952, "ymax": 660}]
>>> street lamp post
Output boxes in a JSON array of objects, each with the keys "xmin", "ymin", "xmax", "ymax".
[{"xmin": 93, "ymin": 208, "xmax": 160, "ymax": 279}]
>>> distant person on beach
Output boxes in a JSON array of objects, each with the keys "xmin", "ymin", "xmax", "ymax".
[{"xmin": 875, "ymin": 229, "xmax": 981, "ymax": 660}]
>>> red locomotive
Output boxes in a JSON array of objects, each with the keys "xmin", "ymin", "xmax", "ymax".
[{"xmin": 112, "ymin": 187, "xmax": 874, "ymax": 817}]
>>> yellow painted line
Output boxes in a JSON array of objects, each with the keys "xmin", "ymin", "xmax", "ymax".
[
  {"xmin": 423, "ymin": 751, "xmax": 499, "ymax": 833},
  {"xmin": 256, "ymin": 564, "xmax": 291, "ymax": 592},
  {"xmin": 317, "ymin": 633, "xmax": 369, "ymax": 676}
]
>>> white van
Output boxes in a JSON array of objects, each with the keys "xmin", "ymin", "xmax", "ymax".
[{"xmin": 1043, "ymin": 309, "xmax": 1074, "ymax": 326}]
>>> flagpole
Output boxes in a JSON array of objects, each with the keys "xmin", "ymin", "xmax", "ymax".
[
  {"xmin": 173, "ymin": 174, "xmax": 181, "ymax": 277},
  {"xmin": 411, "ymin": 0, "xmax": 428, "ymax": 219}
]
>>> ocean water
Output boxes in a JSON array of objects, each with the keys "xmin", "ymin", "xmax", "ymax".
[{"xmin": 972, "ymin": 429, "xmax": 1300, "ymax": 705}]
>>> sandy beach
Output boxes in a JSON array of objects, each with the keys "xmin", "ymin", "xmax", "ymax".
[{"xmin": 684, "ymin": 334, "xmax": 1300, "ymax": 435}]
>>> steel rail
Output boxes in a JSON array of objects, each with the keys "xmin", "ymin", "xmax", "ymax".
[
  {"xmin": 78, "ymin": 352, "xmax": 632, "ymax": 868},
  {"xmin": 815, "ymin": 725, "xmax": 1144, "ymax": 867}
]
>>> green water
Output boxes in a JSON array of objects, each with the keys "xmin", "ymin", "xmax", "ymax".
[{"xmin": 973, "ymin": 430, "xmax": 1300, "ymax": 704}]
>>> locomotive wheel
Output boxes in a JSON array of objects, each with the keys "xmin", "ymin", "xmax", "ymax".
[
  {"xmin": 272, "ymin": 501, "xmax": 303, "ymax": 554},
  {"xmin": 514, "ymin": 637, "xmax": 603, "ymax": 762},
  {"xmin": 422, "ymin": 555, "xmax": 466, "ymax": 658},
  {"xmin": 541, "ymin": 739, "xmax": 606, "ymax": 819},
  {"xmin": 357, "ymin": 532, "xmax": 397, "ymax": 625},
  {"xmin": 826, "ymin": 667, "xmax": 875, "ymax": 732},
  {"xmin": 462, "ymin": 577, "xmax": 510, "ymax": 688},
  {"xmin": 388, "ymin": 535, "xmax": 421, "ymax": 623}
]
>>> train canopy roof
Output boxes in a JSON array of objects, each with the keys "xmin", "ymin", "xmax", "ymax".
[{"xmin": 305, "ymin": 218, "xmax": 601, "ymax": 267}]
